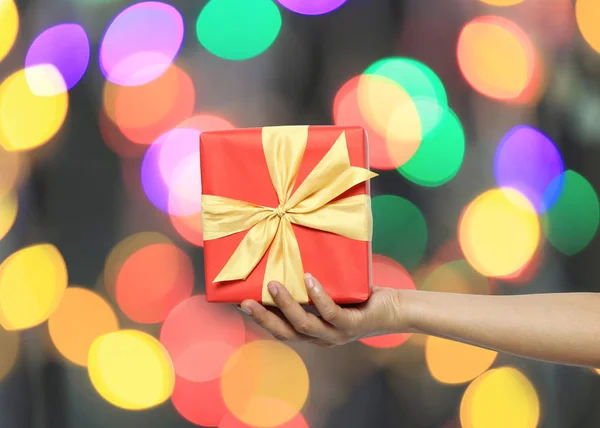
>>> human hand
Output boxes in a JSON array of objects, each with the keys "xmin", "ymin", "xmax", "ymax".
[{"xmin": 239, "ymin": 274, "xmax": 411, "ymax": 347}]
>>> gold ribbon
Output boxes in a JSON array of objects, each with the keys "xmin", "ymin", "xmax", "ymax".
[{"xmin": 202, "ymin": 126, "xmax": 377, "ymax": 305}]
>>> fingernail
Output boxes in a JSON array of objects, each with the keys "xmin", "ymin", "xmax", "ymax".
[
  {"xmin": 304, "ymin": 273, "xmax": 314, "ymax": 289},
  {"xmin": 268, "ymin": 282, "xmax": 279, "ymax": 296},
  {"xmin": 238, "ymin": 305, "xmax": 252, "ymax": 316}
]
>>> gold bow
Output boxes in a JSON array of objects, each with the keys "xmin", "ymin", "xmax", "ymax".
[{"xmin": 202, "ymin": 126, "xmax": 377, "ymax": 305}]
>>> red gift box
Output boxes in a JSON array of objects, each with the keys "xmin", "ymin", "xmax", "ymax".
[{"xmin": 200, "ymin": 125, "xmax": 375, "ymax": 305}]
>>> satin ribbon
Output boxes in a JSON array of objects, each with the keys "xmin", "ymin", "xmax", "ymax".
[{"xmin": 202, "ymin": 126, "xmax": 377, "ymax": 305}]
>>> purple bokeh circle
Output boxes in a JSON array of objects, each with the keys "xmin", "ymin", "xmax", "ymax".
[
  {"xmin": 494, "ymin": 125, "xmax": 564, "ymax": 213},
  {"xmin": 141, "ymin": 135, "xmax": 169, "ymax": 213},
  {"xmin": 142, "ymin": 128, "xmax": 203, "ymax": 216},
  {"xmin": 25, "ymin": 23, "xmax": 90, "ymax": 91},
  {"xmin": 99, "ymin": 1, "xmax": 184, "ymax": 87},
  {"xmin": 276, "ymin": 0, "xmax": 348, "ymax": 15}
]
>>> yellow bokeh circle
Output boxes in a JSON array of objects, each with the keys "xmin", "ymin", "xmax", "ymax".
[
  {"xmin": 576, "ymin": 0, "xmax": 600, "ymax": 54},
  {"xmin": 425, "ymin": 336, "xmax": 497, "ymax": 385},
  {"xmin": 221, "ymin": 340, "xmax": 309, "ymax": 427},
  {"xmin": 460, "ymin": 367, "xmax": 540, "ymax": 428},
  {"xmin": 0, "ymin": 193, "xmax": 17, "ymax": 241},
  {"xmin": 48, "ymin": 287, "xmax": 119, "ymax": 366},
  {"xmin": 0, "ymin": 325, "xmax": 19, "ymax": 382},
  {"xmin": 459, "ymin": 188, "xmax": 539, "ymax": 277},
  {"xmin": 0, "ymin": 67, "xmax": 68, "ymax": 151},
  {"xmin": 0, "ymin": 244, "xmax": 68, "ymax": 330},
  {"xmin": 0, "ymin": 0, "xmax": 18, "ymax": 62},
  {"xmin": 356, "ymin": 74, "xmax": 422, "ymax": 167},
  {"xmin": 88, "ymin": 330, "xmax": 175, "ymax": 410},
  {"xmin": 457, "ymin": 16, "xmax": 537, "ymax": 102},
  {"xmin": 24, "ymin": 64, "xmax": 68, "ymax": 97},
  {"xmin": 0, "ymin": 146, "xmax": 26, "ymax": 200}
]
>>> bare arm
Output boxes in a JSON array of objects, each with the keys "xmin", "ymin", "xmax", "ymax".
[
  {"xmin": 241, "ymin": 274, "xmax": 600, "ymax": 369},
  {"xmin": 402, "ymin": 290, "xmax": 600, "ymax": 368}
]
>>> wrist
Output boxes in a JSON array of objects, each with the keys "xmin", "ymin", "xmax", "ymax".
[{"xmin": 391, "ymin": 288, "xmax": 422, "ymax": 334}]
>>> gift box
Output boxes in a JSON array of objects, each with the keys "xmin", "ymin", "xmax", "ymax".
[{"xmin": 200, "ymin": 125, "xmax": 377, "ymax": 305}]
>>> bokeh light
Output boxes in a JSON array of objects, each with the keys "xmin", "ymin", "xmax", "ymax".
[
  {"xmin": 221, "ymin": 340, "xmax": 309, "ymax": 427},
  {"xmin": 160, "ymin": 295, "xmax": 246, "ymax": 382},
  {"xmin": 98, "ymin": 108, "xmax": 148, "ymax": 158},
  {"xmin": 372, "ymin": 195, "xmax": 428, "ymax": 271},
  {"xmin": 426, "ymin": 336, "xmax": 497, "ymax": 385},
  {"xmin": 167, "ymin": 113, "xmax": 234, "ymax": 244},
  {"xmin": 141, "ymin": 128, "xmax": 203, "ymax": 216},
  {"xmin": 220, "ymin": 410, "xmax": 309, "ymax": 427},
  {"xmin": 25, "ymin": 23, "xmax": 90, "ymax": 94},
  {"xmin": 196, "ymin": 0, "xmax": 282, "ymax": 61},
  {"xmin": 115, "ymin": 243, "xmax": 194, "ymax": 324},
  {"xmin": 0, "ymin": 194, "xmax": 18, "ymax": 241},
  {"xmin": 0, "ymin": 325, "xmax": 19, "ymax": 382},
  {"xmin": 0, "ymin": 68, "xmax": 68, "ymax": 151},
  {"xmin": 276, "ymin": 0, "xmax": 347, "ymax": 15},
  {"xmin": 542, "ymin": 170, "xmax": 599, "ymax": 255},
  {"xmin": 457, "ymin": 16, "xmax": 540, "ymax": 103},
  {"xmin": 172, "ymin": 375, "xmax": 229, "ymax": 426},
  {"xmin": 159, "ymin": 128, "xmax": 202, "ymax": 216},
  {"xmin": 499, "ymin": 244, "xmax": 543, "ymax": 285},
  {"xmin": 421, "ymin": 260, "xmax": 491, "ymax": 295},
  {"xmin": 518, "ymin": 0, "xmax": 575, "ymax": 48},
  {"xmin": 99, "ymin": 1, "xmax": 184, "ymax": 86},
  {"xmin": 103, "ymin": 63, "xmax": 195, "ymax": 145},
  {"xmin": 0, "ymin": 244, "xmax": 67, "ymax": 330},
  {"xmin": 460, "ymin": 367, "xmax": 539, "ymax": 428},
  {"xmin": 0, "ymin": 0, "xmax": 18, "ymax": 62},
  {"xmin": 104, "ymin": 232, "xmax": 173, "ymax": 299},
  {"xmin": 356, "ymin": 74, "xmax": 422, "ymax": 167},
  {"xmin": 88, "ymin": 330, "xmax": 175, "ymax": 410},
  {"xmin": 364, "ymin": 57, "xmax": 447, "ymax": 134},
  {"xmin": 576, "ymin": 0, "xmax": 600, "ymax": 54},
  {"xmin": 459, "ymin": 188, "xmax": 539, "ymax": 277},
  {"xmin": 171, "ymin": 212, "xmax": 204, "ymax": 247},
  {"xmin": 397, "ymin": 100, "xmax": 465, "ymax": 186},
  {"xmin": 360, "ymin": 255, "xmax": 415, "ymax": 348},
  {"xmin": 494, "ymin": 125, "xmax": 564, "ymax": 213},
  {"xmin": 48, "ymin": 287, "xmax": 119, "ymax": 366},
  {"xmin": 333, "ymin": 76, "xmax": 396, "ymax": 170},
  {"xmin": 0, "ymin": 146, "xmax": 25, "ymax": 199}
]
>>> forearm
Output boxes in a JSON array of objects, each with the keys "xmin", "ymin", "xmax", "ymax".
[{"xmin": 398, "ymin": 289, "xmax": 600, "ymax": 368}]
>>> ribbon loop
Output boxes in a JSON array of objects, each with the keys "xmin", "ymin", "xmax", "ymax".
[{"xmin": 202, "ymin": 127, "xmax": 377, "ymax": 305}]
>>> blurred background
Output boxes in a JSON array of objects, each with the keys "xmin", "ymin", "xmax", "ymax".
[{"xmin": 1, "ymin": 0, "xmax": 600, "ymax": 427}]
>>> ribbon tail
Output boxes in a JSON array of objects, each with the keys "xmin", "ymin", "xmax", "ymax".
[
  {"xmin": 213, "ymin": 216, "xmax": 279, "ymax": 282},
  {"xmin": 262, "ymin": 217, "xmax": 307, "ymax": 306},
  {"xmin": 287, "ymin": 194, "xmax": 373, "ymax": 241}
]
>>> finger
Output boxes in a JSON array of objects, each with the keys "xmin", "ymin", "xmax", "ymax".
[
  {"xmin": 304, "ymin": 273, "xmax": 354, "ymax": 329},
  {"xmin": 240, "ymin": 300, "xmax": 307, "ymax": 342},
  {"xmin": 267, "ymin": 281, "xmax": 337, "ymax": 340}
]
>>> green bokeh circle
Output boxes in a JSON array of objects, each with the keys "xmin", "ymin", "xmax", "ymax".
[
  {"xmin": 542, "ymin": 170, "xmax": 599, "ymax": 255},
  {"xmin": 196, "ymin": 0, "xmax": 282, "ymax": 61},
  {"xmin": 364, "ymin": 57, "xmax": 448, "ymax": 136},
  {"xmin": 397, "ymin": 101, "xmax": 465, "ymax": 187},
  {"xmin": 372, "ymin": 195, "xmax": 428, "ymax": 271}
]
